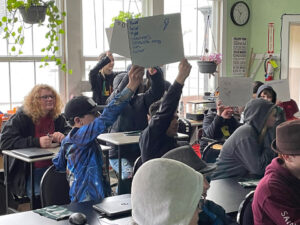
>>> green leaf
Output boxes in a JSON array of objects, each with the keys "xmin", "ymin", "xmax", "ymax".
[
  {"xmin": 12, "ymin": 32, "xmax": 16, "ymax": 37},
  {"xmin": 2, "ymin": 17, "xmax": 7, "ymax": 22},
  {"xmin": 0, "ymin": 21, "xmax": 2, "ymax": 27},
  {"xmin": 68, "ymin": 69, "xmax": 73, "ymax": 74},
  {"xmin": 18, "ymin": 26, "xmax": 22, "ymax": 33},
  {"xmin": 58, "ymin": 29, "xmax": 64, "ymax": 34},
  {"xmin": 11, "ymin": 46, "xmax": 16, "ymax": 52},
  {"xmin": 19, "ymin": 50, "xmax": 23, "ymax": 54},
  {"xmin": 41, "ymin": 48, "xmax": 45, "ymax": 52}
]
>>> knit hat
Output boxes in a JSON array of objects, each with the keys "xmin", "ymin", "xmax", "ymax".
[
  {"xmin": 64, "ymin": 96, "xmax": 102, "ymax": 120},
  {"xmin": 271, "ymin": 119, "xmax": 300, "ymax": 155},
  {"xmin": 162, "ymin": 145, "xmax": 217, "ymax": 174},
  {"xmin": 131, "ymin": 158, "xmax": 203, "ymax": 225}
]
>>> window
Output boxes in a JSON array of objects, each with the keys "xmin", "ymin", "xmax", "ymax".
[
  {"xmin": 82, "ymin": 0, "xmax": 141, "ymax": 80},
  {"xmin": 0, "ymin": 1, "xmax": 60, "ymax": 112},
  {"xmin": 164, "ymin": 0, "xmax": 220, "ymax": 105}
]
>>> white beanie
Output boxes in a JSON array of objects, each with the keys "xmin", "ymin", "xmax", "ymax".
[{"xmin": 131, "ymin": 158, "xmax": 204, "ymax": 225}]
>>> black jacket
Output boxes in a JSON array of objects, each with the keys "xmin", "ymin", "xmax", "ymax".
[
  {"xmin": 140, "ymin": 81, "xmax": 186, "ymax": 163},
  {"xmin": 89, "ymin": 56, "xmax": 125, "ymax": 105},
  {"xmin": 200, "ymin": 109, "xmax": 240, "ymax": 151},
  {"xmin": 0, "ymin": 108, "xmax": 70, "ymax": 196},
  {"xmin": 107, "ymin": 68, "xmax": 165, "ymax": 159}
]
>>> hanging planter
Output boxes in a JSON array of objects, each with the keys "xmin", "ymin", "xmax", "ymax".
[
  {"xmin": 197, "ymin": 61, "xmax": 217, "ymax": 74},
  {"xmin": 19, "ymin": 5, "xmax": 47, "ymax": 24}
]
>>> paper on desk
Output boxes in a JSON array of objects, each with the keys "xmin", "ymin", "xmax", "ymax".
[
  {"xmin": 110, "ymin": 13, "xmax": 184, "ymax": 67},
  {"xmin": 219, "ymin": 77, "xmax": 252, "ymax": 106},
  {"xmin": 265, "ymin": 79, "xmax": 290, "ymax": 102}
]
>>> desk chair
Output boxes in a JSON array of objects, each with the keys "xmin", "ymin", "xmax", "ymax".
[
  {"xmin": 40, "ymin": 165, "xmax": 70, "ymax": 207},
  {"xmin": 201, "ymin": 139, "xmax": 224, "ymax": 163},
  {"xmin": 237, "ymin": 190, "xmax": 255, "ymax": 225},
  {"xmin": 132, "ymin": 156, "xmax": 142, "ymax": 177}
]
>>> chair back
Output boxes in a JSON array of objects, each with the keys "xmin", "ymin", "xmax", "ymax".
[
  {"xmin": 40, "ymin": 165, "xmax": 70, "ymax": 207},
  {"xmin": 133, "ymin": 156, "xmax": 142, "ymax": 177},
  {"xmin": 201, "ymin": 140, "xmax": 224, "ymax": 163},
  {"xmin": 178, "ymin": 118, "xmax": 192, "ymax": 142},
  {"xmin": 237, "ymin": 190, "xmax": 255, "ymax": 225}
]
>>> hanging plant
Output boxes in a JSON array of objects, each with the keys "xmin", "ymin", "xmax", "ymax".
[
  {"xmin": 198, "ymin": 51, "xmax": 222, "ymax": 74},
  {"xmin": 110, "ymin": 11, "xmax": 142, "ymax": 27},
  {"xmin": 0, "ymin": 0, "xmax": 72, "ymax": 74}
]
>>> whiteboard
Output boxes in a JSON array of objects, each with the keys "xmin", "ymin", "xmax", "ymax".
[
  {"xmin": 266, "ymin": 79, "xmax": 290, "ymax": 102},
  {"xmin": 219, "ymin": 77, "xmax": 253, "ymax": 106}
]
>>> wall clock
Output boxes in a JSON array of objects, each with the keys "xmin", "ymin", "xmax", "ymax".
[{"xmin": 230, "ymin": 1, "xmax": 250, "ymax": 26}]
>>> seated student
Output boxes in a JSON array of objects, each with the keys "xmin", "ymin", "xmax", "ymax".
[
  {"xmin": 211, "ymin": 98, "xmax": 278, "ymax": 180},
  {"xmin": 252, "ymin": 120, "xmax": 300, "ymax": 225},
  {"xmin": 200, "ymin": 100, "xmax": 240, "ymax": 155},
  {"xmin": 278, "ymin": 99, "xmax": 299, "ymax": 121},
  {"xmin": 89, "ymin": 51, "xmax": 125, "ymax": 105},
  {"xmin": 162, "ymin": 146, "xmax": 238, "ymax": 225},
  {"xmin": 139, "ymin": 59, "xmax": 192, "ymax": 163},
  {"xmin": 131, "ymin": 158, "xmax": 204, "ymax": 225},
  {"xmin": 0, "ymin": 84, "xmax": 70, "ymax": 198},
  {"xmin": 106, "ymin": 66, "xmax": 165, "ymax": 191},
  {"xmin": 52, "ymin": 66, "xmax": 144, "ymax": 203}
]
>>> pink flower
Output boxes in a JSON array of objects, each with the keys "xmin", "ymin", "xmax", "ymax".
[{"xmin": 199, "ymin": 53, "xmax": 222, "ymax": 65}]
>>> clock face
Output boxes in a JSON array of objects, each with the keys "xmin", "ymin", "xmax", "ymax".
[{"xmin": 231, "ymin": 1, "xmax": 250, "ymax": 26}]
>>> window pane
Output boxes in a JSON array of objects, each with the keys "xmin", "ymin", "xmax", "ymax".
[
  {"xmin": 33, "ymin": 21, "xmax": 50, "ymax": 56},
  {"xmin": 10, "ymin": 62, "xmax": 34, "ymax": 104},
  {"xmin": 0, "ymin": 37, "xmax": 7, "ymax": 56},
  {"xmin": 0, "ymin": 62, "xmax": 10, "ymax": 112},
  {"xmin": 36, "ymin": 62, "xmax": 59, "ymax": 91}
]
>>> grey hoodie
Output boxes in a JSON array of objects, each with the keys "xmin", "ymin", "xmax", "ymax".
[{"xmin": 211, "ymin": 98, "xmax": 278, "ymax": 180}]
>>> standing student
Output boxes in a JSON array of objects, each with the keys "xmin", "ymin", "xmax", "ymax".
[
  {"xmin": 252, "ymin": 120, "xmax": 300, "ymax": 225},
  {"xmin": 211, "ymin": 98, "xmax": 278, "ymax": 180},
  {"xmin": 89, "ymin": 51, "xmax": 125, "ymax": 105},
  {"xmin": 53, "ymin": 65, "xmax": 144, "ymax": 202},
  {"xmin": 0, "ymin": 84, "xmax": 70, "ymax": 198}
]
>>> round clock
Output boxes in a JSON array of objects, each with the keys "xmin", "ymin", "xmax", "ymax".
[{"xmin": 230, "ymin": 1, "xmax": 250, "ymax": 26}]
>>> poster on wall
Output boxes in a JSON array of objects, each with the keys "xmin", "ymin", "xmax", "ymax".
[{"xmin": 232, "ymin": 37, "xmax": 247, "ymax": 76}]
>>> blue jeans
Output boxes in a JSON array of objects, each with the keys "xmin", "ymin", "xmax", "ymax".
[
  {"xmin": 109, "ymin": 158, "xmax": 133, "ymax": 180},
  {"xmin": 26, "ymin": 167, "xmax": 48, "ymax": 197}
]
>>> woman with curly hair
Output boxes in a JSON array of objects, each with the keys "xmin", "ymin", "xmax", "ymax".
[{"xmin": 0, "ymin": 84, "xmax": 70, "ymax": 201}]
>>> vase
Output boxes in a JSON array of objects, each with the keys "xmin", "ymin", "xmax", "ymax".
[
  {"xmin": 19, "ymin": 6, "xmax": 47, "ymax": 24},
  {"xmin": 197, "ymin": 61, "xmax": 217, "ymax": 74}
]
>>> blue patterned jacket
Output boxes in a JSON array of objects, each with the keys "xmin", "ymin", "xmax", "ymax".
[{"xmin": 53, "ymin": 87, "xmax": 133, "ymax": 202}]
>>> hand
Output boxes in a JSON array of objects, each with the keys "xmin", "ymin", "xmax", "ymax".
[
  {"xmin": 106, "ymin": 51, "xmax": 114, "ymax": 62},
  {"xmin": 147, "ymin": 67, "xmax": 157, "ymax": 76},
  {"xmin": 176, "ymin": 59, "xmax": 192, "ymax": 85},
  {"xmin": 221, "ymin": 107, "xmax": 234, "ymax": 119},
  {"xmin": 216, "ymin": 100, "xmax": 224, "ymax": 116},
  {"xmin": 127, "ymin": 65, "xmax": 145, "ymax": 92},
  {"xmin": 52, "ymin": 132, "xmax": 65, "ymax": 143},
  {"xmin": 39, "ymin": 136, "xmax": 53, "ymax": 148}
]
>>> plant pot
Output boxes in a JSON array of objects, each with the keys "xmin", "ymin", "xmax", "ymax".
[
  {"xmin": 197, "ymin": 61, "xmax": 217, "ymax": 74},
  {"xmin": 19, "ymin": 6, "xmax": 47, "ymax": 24}
]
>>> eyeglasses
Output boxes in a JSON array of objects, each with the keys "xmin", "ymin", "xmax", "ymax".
[
  {"xmin": 39, "ymin": 95, "xmax": 55, "ymax": 100},
  {"xmin": 198, "ymin": 197, "xmax": 205, "ymax": 211}
]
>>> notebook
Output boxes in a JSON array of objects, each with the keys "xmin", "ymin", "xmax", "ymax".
[
  {"xmin": 93, "ymin": 194, "xmax": 132, "ymax": 217},
  {"xmin": 12, "ymin": 148, "xmax": 54, "ymax": 159}
]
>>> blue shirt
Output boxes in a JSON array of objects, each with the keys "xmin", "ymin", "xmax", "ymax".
[{"xmin": 53, "ymin": 87, "xmax": 133, "ymax": 202}]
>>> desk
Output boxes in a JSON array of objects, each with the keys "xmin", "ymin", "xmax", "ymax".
[
  {"xmin": 0, "ymin": 197, "xmax": 132, "ymax": 225},
  {"xmin": 2, "ymin": 147, "xmax": 60, "ymax": 212},
  {"xmin": 98, "ymin": 132, "xmax": 189, "ymax": 194},
  {"xmin": 206, "ymin": 178, "xmax": 255, "ymax": 215}
]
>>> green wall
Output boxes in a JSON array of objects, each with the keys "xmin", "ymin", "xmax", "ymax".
[{"xmin": 226, "ymin": 0, "xmax": 300, "ymax": 80}]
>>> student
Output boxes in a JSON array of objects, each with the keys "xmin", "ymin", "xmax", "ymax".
[
  {"xmin": 252, "ymin": 120, "xmax": 300, "ymax": 225},
  {"xmin": 106, "ymin": 66, "xmax": 165, "ymax": 189},
  {"xmin": 131, "ymin": 158, "xmax": 204, "ymax": 225},
  {"xmin": 89, "ymin": 51, "xmax": 125, "ymax": 105},
  {"xmin": 162, "ymin": 146, "xmax": 238, "ymax": 225},
  {"xmin": 200, "ymin": 100, "xmax": 240, "ymax": 155},
  {"xmin": 256, "ymin": 84, "xmax": 277, "ymax": 104},
  {"xmin": 139, "ymin": 59, "xmax": 192, "ymax": 163},
  {"xmin": 211, "ymin": 98, "xmax": 278, "ymax": 180},
  {"xmin": 52, "ymin": 65, "xmax": 144, "ymax": 202},
  {"xmin": 0, "ymin": 84, "xmax": 70, "ymax": 197},
  {"xmin": 278, "ymin": 99, "xmax": 299, "ymax": 121},
  {"xmin": 252, "ymin": 81, "xmax": 264, "ymax": 98}
]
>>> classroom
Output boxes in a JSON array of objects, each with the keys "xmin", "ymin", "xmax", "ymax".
[{"xmin": 0, "ymin": 0, "xmax": 300, "ymax": 224}]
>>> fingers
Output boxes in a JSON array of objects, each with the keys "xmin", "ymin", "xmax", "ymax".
[
  {"xmin": 147, "ymin": 67, "xmax": 157, "ymax": 76},
  {"xmin": 39, "ymin": 136, "xmax": 53, "ymax": 148},
  {"xmin": 52, "ymin": 132, "xmax": 65, "ymax": 143}
]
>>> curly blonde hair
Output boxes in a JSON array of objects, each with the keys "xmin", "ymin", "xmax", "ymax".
[{"xmin": 23, "ymin": 84, "xmax": 63, "ymax": 124}]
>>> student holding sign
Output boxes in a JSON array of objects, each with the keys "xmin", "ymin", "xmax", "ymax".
[
  {"xmin": 211, "ymin": 98, "xmax": 279, "ymax": 180},
  {"xmin": 89, "ymin": 51, "xmax": 125, "ymax": 105}
]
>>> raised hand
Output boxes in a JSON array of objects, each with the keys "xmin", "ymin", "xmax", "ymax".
[
  {"xmin": 176, "ymin": 59, "xmax": 192, "ymax": 85},
  {"xmin": 127, "ymin": 65, "xmax": 145, "ymax": 92}
]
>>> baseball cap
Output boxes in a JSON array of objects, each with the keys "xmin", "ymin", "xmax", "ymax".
[{"xmin": 64, "ymin": 96, "xmax": 103, "ymax": 120}]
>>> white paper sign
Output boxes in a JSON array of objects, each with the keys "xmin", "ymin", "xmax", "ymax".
[
  {"xmin": 219, "ymin": 77, "xmax": 253, "ymax": 106},
  {"xmin": 105, "ymin": 28, "xmax": 113, "ymax": 47},
  {"xmin": 266, "ymin": 79, "xmax": 290, "ymax": 102},
  {"xmin": 110, "ymin": 13, "xmax": 184, "ymax": 67},
  {"xmin": 109, "ymin": 21, "xmax": 131, "ymax": 58}
]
